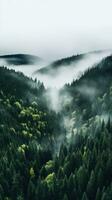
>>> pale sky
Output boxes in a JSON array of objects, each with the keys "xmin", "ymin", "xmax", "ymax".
[{"xmin": 0, "ymin": 0, "xmax": 112, "ymax": 60}]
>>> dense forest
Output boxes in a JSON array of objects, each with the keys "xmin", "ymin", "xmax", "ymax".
[{"xmin": 0, "ymin": 55, "xmax": 112, "ymax": 200}]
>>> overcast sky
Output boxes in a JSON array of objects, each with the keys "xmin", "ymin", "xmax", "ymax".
[{"xmin": 0, "ymin": 0, "xmax": 112, "ymax": 60}]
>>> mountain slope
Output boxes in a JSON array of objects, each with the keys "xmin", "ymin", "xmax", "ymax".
[
  {"xmin": 59, "ymin": 55, "xmax": 112, "ymax": 134},
  {"xmin": 34, "ymin": 54, "xmax": 84, "ymax": 75},
  {"xmin": 33, "ymin": 50, "xmax": 112, "ymax": 88},
  {"xmin": 0, "ymin": 67, "xmax": 45, "ymax": 101}
]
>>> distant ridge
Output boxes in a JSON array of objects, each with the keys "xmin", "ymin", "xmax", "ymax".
[
  {"xmin": 0, "ymin": 54, "xmax": 41, "ymax": 65},
  {"xmin": 34, "ymin": 54, "xmax": 84, "ymax": 75},
  {"xmin": 34, "ymin": 50, "xmax": 112, "ymax": 76}
]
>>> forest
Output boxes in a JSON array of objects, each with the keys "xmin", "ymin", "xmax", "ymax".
[{"xmin": 0, "ymin": 55, "xmax": 112, "ymax": 200}]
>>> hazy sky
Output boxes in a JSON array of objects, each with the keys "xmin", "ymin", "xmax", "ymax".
[{"xmin": 0, "ymin": 0, "xmax": 112, "ymax": 60}]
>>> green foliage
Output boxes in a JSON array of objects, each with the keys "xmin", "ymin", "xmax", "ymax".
[
  {"xmin": 29, "ymin": 167, "xmax": 35, "ymax": 177},
  {"xmin": 44, "ymin": 172, "xmax": 55, "ymax": 187}
]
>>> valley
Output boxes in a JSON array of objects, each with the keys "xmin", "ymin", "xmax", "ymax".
[{"xmin": 0, "ymin": 51, "xmax": 112, "ymax": 199}]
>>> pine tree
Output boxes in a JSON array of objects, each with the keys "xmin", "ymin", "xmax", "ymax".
[
  {"xmin": 27, "ymin": 180, "xmax": 35, "ymax": 200},
  {"xmin": 95, "ymin": 188, "xmax": 101, "ymax": 200},
  {"xmin": 82, "ymin": 192, "xmax": 88, "ymax": 200},
  {"xmin": 77, "ymin": 165, "xmax": 88, "ymax": 193},
  {"xmin": 87, "ymin": 170, "xmax": 96, "ymax": 199},
  {"xmin": 63, "ymin": 194, "xmax": 68, "ymax": 200},
  {"xmin": 101, "ymin": 192, "xmax": 107, "ymax": 200},
  {"xmin": 97, "ymin": 168, "xmax": 104, "ymax": 189}
]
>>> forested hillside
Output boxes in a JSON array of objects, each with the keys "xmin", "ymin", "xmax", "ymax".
[{"xmin": 0, "ymin": 55, "xmax": 112, "ymax": 200}]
